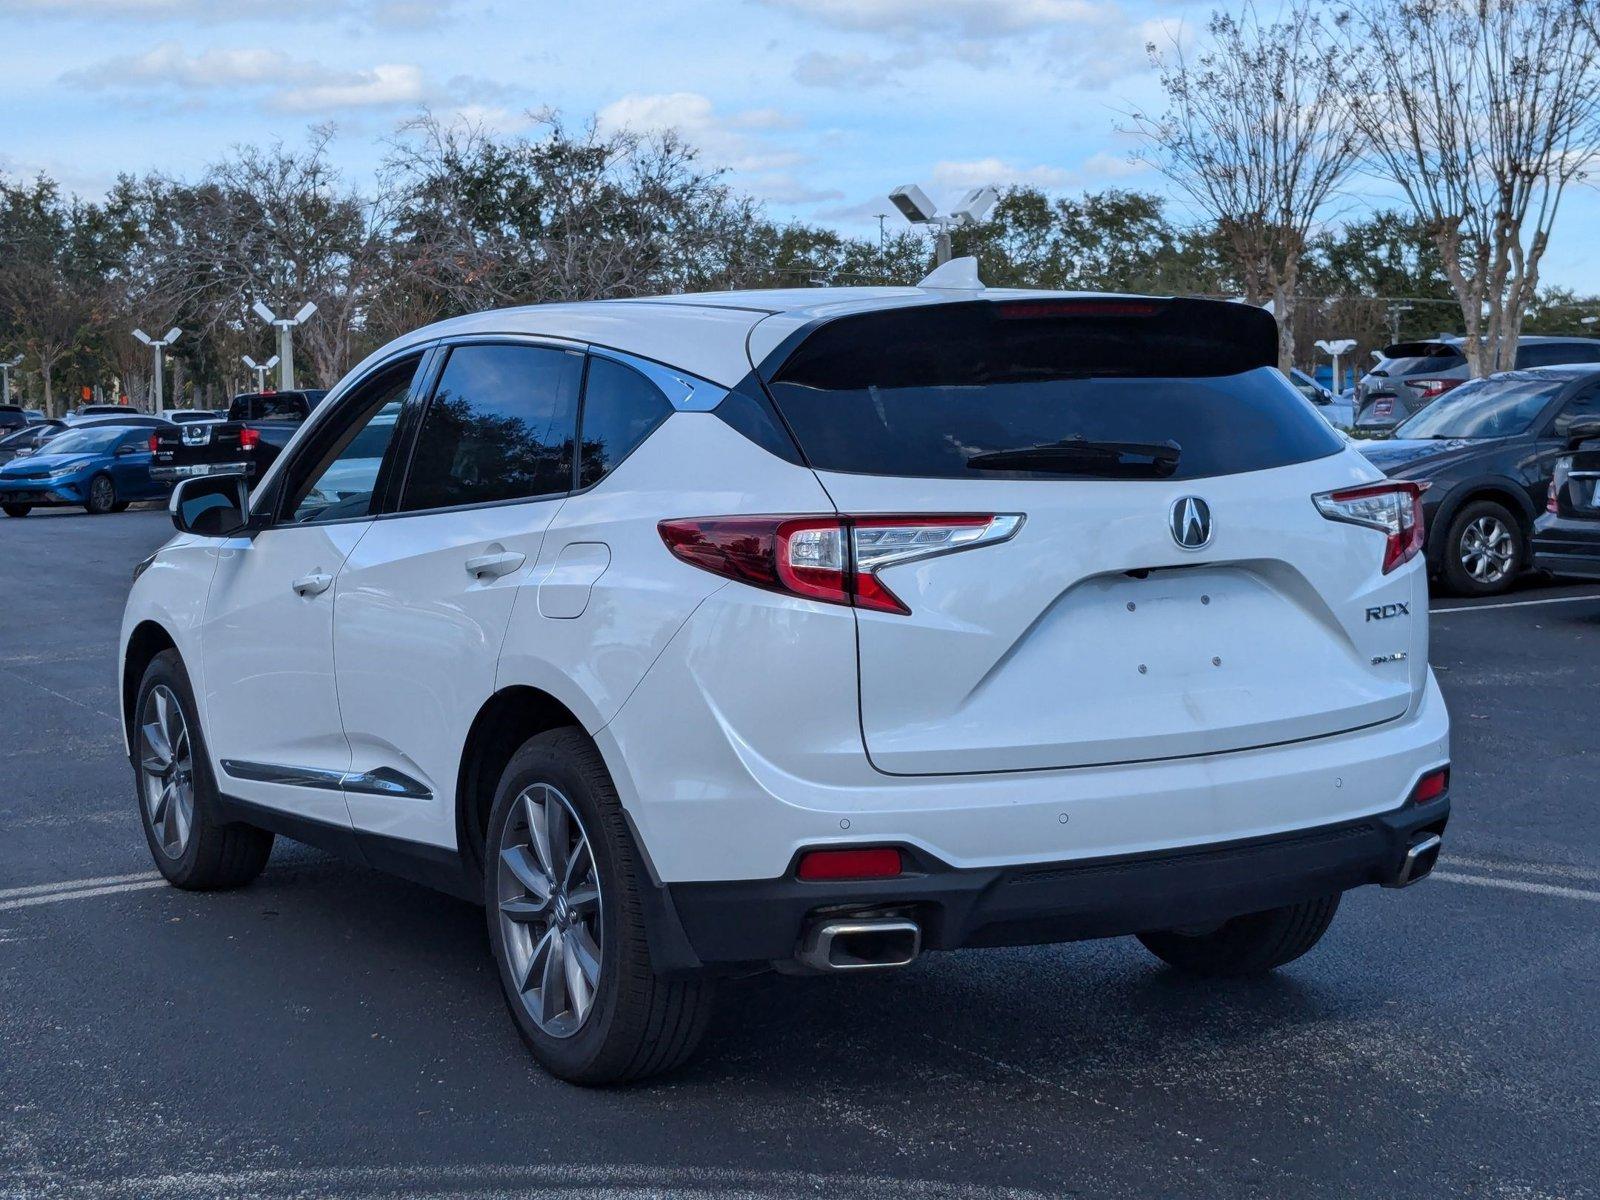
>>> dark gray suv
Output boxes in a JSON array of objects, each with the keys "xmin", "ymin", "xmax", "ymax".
[{"xmin": 1355, "ymin": 336, "xmax": 1600, "ymax": 432}]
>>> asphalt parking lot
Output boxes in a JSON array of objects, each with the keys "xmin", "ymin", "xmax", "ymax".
[{"xmin": 2, "ymin": 508, "xmax": 1597, "ymax": 1200}]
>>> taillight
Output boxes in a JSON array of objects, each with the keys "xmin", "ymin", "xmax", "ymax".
[
  {"xmin": 1411, "ymin": 378, "xmax": 1462, "ymax": 400},
  {"xmin": 1410, "ymin": 766, "xmax": 1449, "ymax": 804},
  {"xmin": 1313, "ymin": 481, "xmax": 1427, "ymax": 573},
  {"xmin": 796, "ymin": 847, "xmax": 903, "ymax": 881},
  {"xmin": 1550, "ymin": 456, "xmax": 1571, "ymax": 514},
  {"xmin": 657, "ymin": 513, "xmax": 1024, "ymax": 615},
  {"xmin": 147, "ymin": 435, "xmax": 159, "ymax": 453},
  {"xmin": 239, "ymin": 428, "xmax": 261, "ymax": 451}
]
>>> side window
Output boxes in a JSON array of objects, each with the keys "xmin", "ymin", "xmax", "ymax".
[
  {"xmin": 283, "ymin": 356, "xmax": 418, "ymax": 525},
  {"xmin": 1518, "ymin": 343, "xmax": 1594, "ymax": 369},
  {"xmin": 1552, "ymin": 386, "xmax": 1600, "ymax": 439},
  {"xmin": 399, "ymin": 344, "xmax": 581, "ymax": 512},
  {"xmin": 578, "ymin": 357, "xmax": 674, "ymax": 489}
]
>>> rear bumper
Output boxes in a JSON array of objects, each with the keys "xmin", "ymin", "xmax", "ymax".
[
  {"xmin": 1532, "ymin": 517, "xmax": 1600, "ymax": 578},
  {"xmin": 662, "ymin": 796, "xmax": 1451, "ymax": 968},
  {"xmin": 151, "ymin": 462, "xmax": 251, "ymax": 481}
]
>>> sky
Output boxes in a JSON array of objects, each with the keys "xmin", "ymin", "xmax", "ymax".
[{"xmin": 3, "ymin": 0, "xmax": 1598, "ymax": 295}]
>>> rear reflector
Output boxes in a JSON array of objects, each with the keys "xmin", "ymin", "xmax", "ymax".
[
  {"xmin": 796, "ymin": 848, "xmax": 903, "ymax": 881},
  {"xmin": 1313, "ymin": 481, "xmax": 1427, "ymax": 573},
  {"xmin": 1411, "ymin": 767, "xmax": 1450, "ymax": 805},
  {"xmin": 659, "ymin": 513, "xmax": 1023, "ymax": 615}
]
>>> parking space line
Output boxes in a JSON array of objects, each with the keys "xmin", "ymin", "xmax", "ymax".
[
  {"xmin": 0, "ymin": 870, "xmax": 162, "ymax": 901},
  {"xmin": 1432, "ymin": 871, "xmax": 1600, "ymax": 903},
  {"xmin": 0, "ymin": 879, "xmax": 168, "ymax": 913},
  {"xmin": 1432, "ymin": 593, "xmax": 1600, "ymax": 614},
  {"xmin": 1442, "ymin": 855, "xmax": 1600, "ymax": 885}
]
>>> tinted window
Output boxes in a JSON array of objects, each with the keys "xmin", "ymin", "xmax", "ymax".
[
  {"xmin": 766, "ymin": 304, "xmax": 1338, "ymax": 481},
  {"xmin": 284, "ymin": 359, "xmax": 417, "ymax": 524},
  {"xmin": 0, "ymin": 426, "xmax": 39, "ymax": 447},
  {"xmin": 1394, "ymin": 376, "xmax": 1564, "ymax": 439},
  {"xmin": 578, "ymin": 357, "xmax": 673, "ymax": 488},
  {"xmin": 401, "ymin": 344, "xmax": 581, "ymax": 512},
  {"xmin": 1371, "ymin": 343, "xmax": 1466, "ymax": 377},
  {"xmin": 1552, "ymin": 386, "xmax": 1600, "ymax": 438},
  {"xmin": 1518, "ymin": 343, "xmax": 1600, "ymax": 368}
]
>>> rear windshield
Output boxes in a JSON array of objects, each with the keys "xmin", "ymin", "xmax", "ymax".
[
  {"xmin": 230, "ymin": 394, "xmax": 310, "ymax": 422},
  {"xmin": 1372, "ymin": 342, "xmax": 1466, "ymax": 377},
  {"xmin": 764, "ymin": 301, "xmax": 1342, "ymax": 481}
]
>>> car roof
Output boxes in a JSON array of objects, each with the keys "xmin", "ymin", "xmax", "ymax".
[
  {"xmin": 1505, "ymin": 363, "xmax": 1600, "ymax": 382},
  {"xmin": 353, "ymin": 285, "xmax": 1183, "ymax": 389}
]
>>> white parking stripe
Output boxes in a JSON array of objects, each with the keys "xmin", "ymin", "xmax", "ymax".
[
  {"xmin": 0, "ymin": 871, "xmax": 161, "ymax": 901},
  {"xmin": 0, "ymin": 880, "xmax": 168, "ymax": 913},
  {"xmin": 1432, "ymin": 593, "xmax": 1600, "ymax": 614},
  {"xmin": 1443, "ymin": 855, "xmax": 1600, "ymax": 885},
  {"xmin": 1433, "ymin": 871, "xmax": 1600, "ymax": 903}
]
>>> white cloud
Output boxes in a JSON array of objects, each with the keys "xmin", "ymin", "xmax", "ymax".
[
  {"xmin": 67, "ymin": 42, "xmax": 427, "ymax": 112},
  {"xmin": 597, "ymin": 91, "xmax": 805, "ymax": 174},
  {"xmin": 67, "ymin": 43, "xmax": 314, "ymax": 89},
  {"xmin": 761, "ymin": 0, "xmax": 1102, "ymax": 38},
  {"xmin": 933, "ymin": 157, "xmax": 1076, "ymax": 190},
  {"xmin": 274, "ymin": 64, "xmax": 426, "ymax": 112}
]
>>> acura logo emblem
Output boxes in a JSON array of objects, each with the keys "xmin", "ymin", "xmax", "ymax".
[{"xmin": 1170, "ymin": 496, "xmax": 1211, "ymax": 549}]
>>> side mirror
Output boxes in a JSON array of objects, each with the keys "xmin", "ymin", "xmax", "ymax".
[
  {"xmin": 170, "ymin": 473, "xmax": 251, "ymax": 537},
  {"xmin": 1566, "ymin": 418, "xmax": 1600, "ymax": 450},
  {"xmin": 115, "ymin": 444, "xmax": 140, "ymax": 457}
]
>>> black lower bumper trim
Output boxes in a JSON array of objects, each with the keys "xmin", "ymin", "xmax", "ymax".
[{"xmin": 666, "ymin": 799, "xmax": 1450, "ymax": 967}]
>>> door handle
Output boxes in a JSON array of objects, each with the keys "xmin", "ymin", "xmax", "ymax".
[
  {"xmin": 292, "ymin": 572, "xmax": 333, "ymax": 597},
  {"xmin": 465, "ymin": 550, "xmax": 525, "ymax": 580}
]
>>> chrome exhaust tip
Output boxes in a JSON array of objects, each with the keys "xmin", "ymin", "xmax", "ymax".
[
  {"xmin": 1387, "ymin": 833, "xmax": 1443, "ymax": 888},
  {"xmin": 796, "ymin": 917, "xmax": 921, "ymax": 972}
]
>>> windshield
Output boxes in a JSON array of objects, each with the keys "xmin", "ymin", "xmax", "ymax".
[
  {"xmin": 1394, "ymin": 376, "xmax": 1563, "ymax": 439},
  {"xmin": 1, "ymin": 426, "xmax": 43, "ymax": 447},
  {"xmin": 39, "ymin": 427, "xmax": 126, "ymax": 456}
]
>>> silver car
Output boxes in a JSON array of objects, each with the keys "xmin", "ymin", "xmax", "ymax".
[{"xmin": 1355, "ymin": 336, "xmax": 1600, "ymax": 432}]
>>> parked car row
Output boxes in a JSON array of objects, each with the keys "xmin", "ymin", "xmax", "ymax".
[{"xmin": 1353, "ymin": 335, "xmax": 1600, "ymax": 432}]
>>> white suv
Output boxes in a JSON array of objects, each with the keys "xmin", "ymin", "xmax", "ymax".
[{"xmin": 120, "ymin": 278, "xmax": 1451, "ymax": 1084}]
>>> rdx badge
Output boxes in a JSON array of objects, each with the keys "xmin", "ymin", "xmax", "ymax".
[{"xmin": 1365, "ymin": 602, "xmax": 1410, "ymax": 622}]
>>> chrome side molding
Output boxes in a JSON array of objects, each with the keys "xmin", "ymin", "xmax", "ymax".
[{"xmin": 221, "ymin": 760, "xmax": 433, "ymax": 801}]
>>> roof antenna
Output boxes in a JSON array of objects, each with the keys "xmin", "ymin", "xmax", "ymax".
[{"xmin": 917, "ymin": 255, "xmax": 985, "ymax": 291}]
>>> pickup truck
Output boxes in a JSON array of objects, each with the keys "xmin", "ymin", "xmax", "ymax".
[{"xmin": 149, "ymin": 389, "xmax": 327, "ymax": 483}]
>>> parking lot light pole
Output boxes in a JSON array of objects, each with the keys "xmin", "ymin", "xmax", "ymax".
[
  {"xmin": 131, "ymin": 328, "xmax": 181, "ymax": 415},
  {"xmin": 242, "ymin": 354, "xmax": 281, "ymax": 393},
  {"xmin": 1315, "ymin": 338, "xmax": 1358, "ymax": 394},
  {"xmin": 889, "ymin": 184, "xmax": 1000, "ymax": 268},
  {"xmin": 1, "ymin": 354, "xmax": 22, "ymax": 406},
  {"xmin": 251, "ymin": 301, "xmax": 317, "ymax": 391}
]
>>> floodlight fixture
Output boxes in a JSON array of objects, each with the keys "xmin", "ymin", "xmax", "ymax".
[
  {"xmin": 250, "ymin": 298, "xmax": 319, "ymax": 389},
  {"xmin": 889, "ymin": 184, "xmax": 939, "ymax": 225},
  {"xmin": 131, "ymin": 325, "xmax": 181, "ymax": 414},
  {"xmin": 890, "ymin": 181, "xmax": 998, "ymax": 267},
  {"xmin": 242, "ymin": 354, "xmax": 282, "ymax": 392},
  {"xmin": 950, "ymin": 185, "xmax": 999, "ymax": 226}
]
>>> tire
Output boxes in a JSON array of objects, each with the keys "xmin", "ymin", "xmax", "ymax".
[
  {"xmin": 132, "ymin": 649, "xmax": 274, "ymax": 889},
  {"xmin": 1439, "ymin": 498, "xmax": 1522, "ymax": 596},
  {"xmin": 484, "ymin": 727, "xmax": 715, "ymax": 1085},
  {"xmin": 2, "ymin": 503, "xmax": 30, "ymax": 518},
  {"xmin": 1138, "ymin": 894, "xmax": 1340, "ymax": 977},
  {"xmin": 84, "ymin": 473, "xmax": 116, "ymax": 515}
]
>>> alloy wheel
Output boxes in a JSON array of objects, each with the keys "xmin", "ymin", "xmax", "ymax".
[
  {"xmin": 1459, "ymin": 515, "xmax": 1515, "ymax": 584},
  {"xmin": 139, "ymin": 684, "xmax": 194, "ymax": 858},
  {"xmin": 91, "ymin": 476, "xmax": 114, "ymax": 511},
  {"xmin": 496, "ymin": 783, "xmax": 604, "ymax": 1037}
]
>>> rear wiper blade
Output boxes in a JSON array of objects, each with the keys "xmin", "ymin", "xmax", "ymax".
[{"xmin": 966, "ymin": 438, "xmax": 1181, "ymax": 478}]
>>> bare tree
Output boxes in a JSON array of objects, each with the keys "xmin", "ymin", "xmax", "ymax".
[
  {"xmin": 1128, "ymin": 0, "xmax": 1360, "ymax": 370},
  {"xmin": 1349, "ymin": 0, "xmax": 1600, "ymax": 376}
]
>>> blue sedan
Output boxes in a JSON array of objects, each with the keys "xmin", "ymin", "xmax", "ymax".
[{"xmin": 0, "ymin": 424, "xmax": 173, "ymax": 517}]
